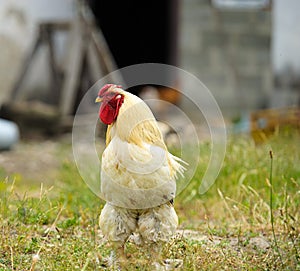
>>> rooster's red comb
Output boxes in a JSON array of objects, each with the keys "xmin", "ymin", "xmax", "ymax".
[{"xmin": 98, "ymin": 84, "xmax": 122, "ymax": 97}]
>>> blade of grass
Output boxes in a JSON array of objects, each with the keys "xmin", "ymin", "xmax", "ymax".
[
  {"xmin": 217, "ymin": 188, "xmax": 235, "ymax": 221},
  {"xmin": 284, "ymin": 179, "xmax": 300, "ymax": 265},
  {"xmin": 269, "ymin": 150, "xmax": 284, "ymax": 268},
  {"xmin": 28, "ymin": 204, "xmax": 65, "ymax": 271}
]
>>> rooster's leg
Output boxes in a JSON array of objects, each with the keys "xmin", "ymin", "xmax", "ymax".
[
  {"xmin": 109, "ymin": 242, "xmax": 127, "ymax": 269},
  {"xmin": 138, "ymin": 202, "xmax": 178, "ymax": 266},
  {"xmin": 146, "ymin": 242, "xmax": 163, "ymax": 265},
  {"xmin": 99, "ymin": 204, "xmax": 137, "ymax": 268}
]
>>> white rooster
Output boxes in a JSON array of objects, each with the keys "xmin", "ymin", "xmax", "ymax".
[{"xmin": 95, "ymin": 84, "xmax": 185, "ymax": 268}]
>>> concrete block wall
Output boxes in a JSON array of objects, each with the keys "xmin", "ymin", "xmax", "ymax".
[{"xmin": 180, "ymin": 0, "xmax": 273, "ymax": 118}]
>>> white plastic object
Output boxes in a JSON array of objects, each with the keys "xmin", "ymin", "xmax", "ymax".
[{"xmin": 0, "ymin": 118, "xmax": 19, "ymax": 150}]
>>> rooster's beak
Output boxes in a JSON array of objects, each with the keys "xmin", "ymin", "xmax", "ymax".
[{"xmin": 95, "ymin": 97, "xmax": 102, "ymax": 103}]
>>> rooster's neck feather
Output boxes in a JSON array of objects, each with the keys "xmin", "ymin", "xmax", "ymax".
[{"xmin": 105, "ymin": 91, "xmax": 166, "ymax": 149}]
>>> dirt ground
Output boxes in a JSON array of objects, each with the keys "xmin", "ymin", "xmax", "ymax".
[{"xmin": 0, "ymin": 135, "xmax": 71, "ymax": 185}]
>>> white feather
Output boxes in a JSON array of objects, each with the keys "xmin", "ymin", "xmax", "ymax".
[{"xmin": 101, "ymin": 135, "xmax": 178, "ymax": 209}]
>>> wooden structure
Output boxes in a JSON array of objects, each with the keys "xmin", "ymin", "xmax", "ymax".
[
  {"xmin": 250, "ymin": 107, "xmax": 300, "ymax": 143},
  {"xmin": 0, "ymin": 2, "xmax": 122, "ymax": 135}
]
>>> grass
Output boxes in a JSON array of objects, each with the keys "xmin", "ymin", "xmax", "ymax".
[{"xmin": 0, "ymin": 130, "xmax": 299, "ymax": 270}]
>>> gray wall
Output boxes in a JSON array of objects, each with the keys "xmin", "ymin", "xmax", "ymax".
[{"xmin": 179, "ymin": 0, "xmax": 273, "ymax": 118}]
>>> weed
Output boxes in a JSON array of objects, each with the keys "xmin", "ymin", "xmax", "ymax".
[{"xmin": 268, "ymin": 150, "xmax": 284, "ymax": 268}]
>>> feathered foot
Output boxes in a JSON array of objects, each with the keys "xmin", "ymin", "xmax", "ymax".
[
  {"xmin": 104, "ymin": 243, "xmax": 128, "ymax": 270},
  {"xmin": 152, "ymin": 259, "xmax": 183, "ymax": 270},
  {"xmin": 163, "ymin": 259, "xmax": 183, "ymax": 270},
  {"xmin": 136, "ymin": 240, "xmax": 183, "ymax": 270},
  {"xmin": 140, "ymin": 242, "xmax": 165, "ymax": 269}
]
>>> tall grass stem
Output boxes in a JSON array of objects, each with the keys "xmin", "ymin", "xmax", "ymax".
[{"xmin": 269, "ymin": 150, "xmax": 284, "ymax": 268}]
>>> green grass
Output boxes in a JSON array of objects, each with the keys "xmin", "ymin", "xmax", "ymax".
[{"xmin": 0, "ymin": 131, "xmax": 299, "ymax": 270}]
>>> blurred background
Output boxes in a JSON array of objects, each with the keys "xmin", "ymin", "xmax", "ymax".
[{"xmin": 0, "ymin": 0, "xmax": 299, "ymax": 144}]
